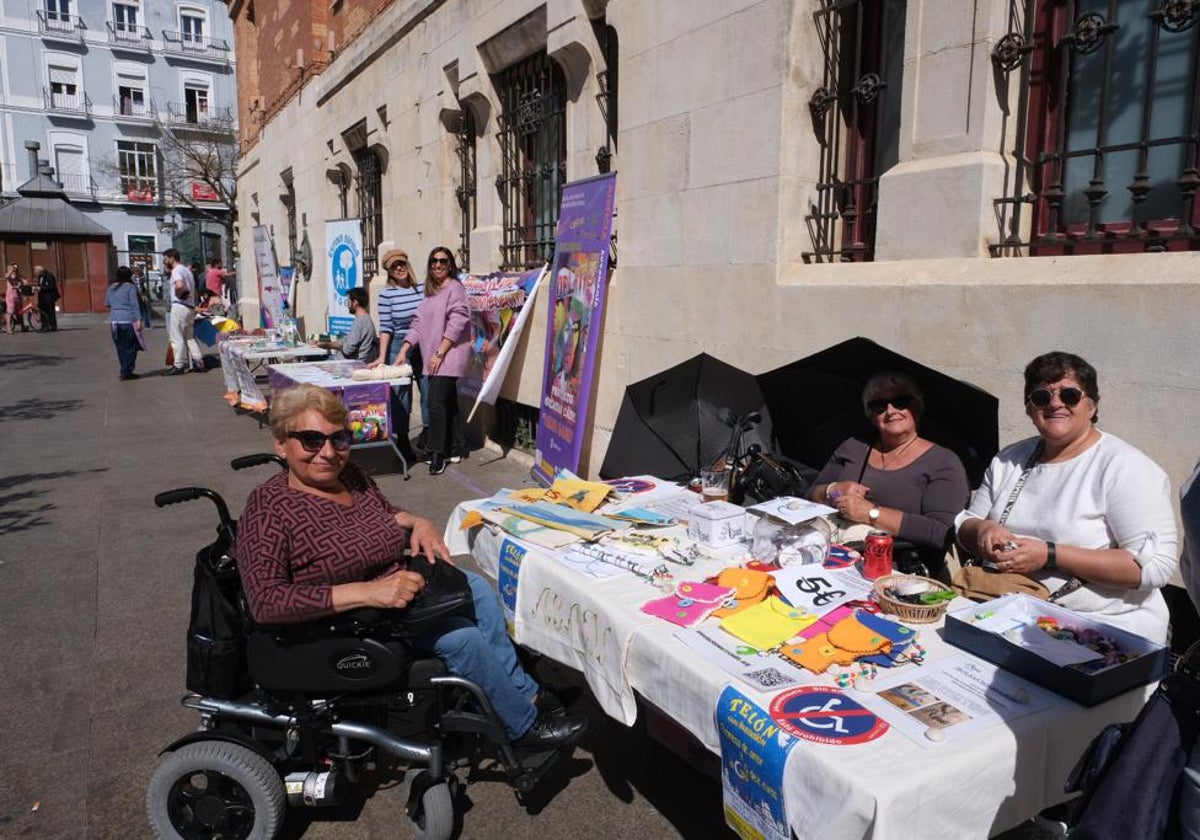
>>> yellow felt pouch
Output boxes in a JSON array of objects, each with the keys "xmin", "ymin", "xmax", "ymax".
[
  {"xmin": 711, "ymin": 567, "xmax": 773, "ymax": 619},
  {"xmin": 720, "ymin": 596, "xmax": 817, "ymax": 650}
]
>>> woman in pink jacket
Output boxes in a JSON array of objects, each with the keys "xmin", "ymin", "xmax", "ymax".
[{"xmin": 396, "ymin": 246, "xmax": 471, "ymax": 475}]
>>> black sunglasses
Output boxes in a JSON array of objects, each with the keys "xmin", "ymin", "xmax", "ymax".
[
  {"xmin": 866, "ymin": 396, "xmax": 913, "ymax": 414},
  {"xmin": 388, "ymin": 261, "xmax": 409, "ymax": 270},
  {"xmin": 288, "ymin": 429, "xmax": 353, "ymax": 453},
  {"xmin": 430, "ymin": 256, "xmax": 451, "ymax": 265},
  {"xmin": 1027, "ymin": 387, "xmax": 1084, "ymax": 408}
]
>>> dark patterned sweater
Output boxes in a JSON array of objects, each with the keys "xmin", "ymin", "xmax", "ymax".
[{"xmin": 235, "ymin": 464, "xmax": 409, "ymax": 624}]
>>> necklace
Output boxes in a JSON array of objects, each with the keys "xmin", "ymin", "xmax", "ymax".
[{"xmin": 877, "ymin": 435, "xmax": 918, "ymax": 469}]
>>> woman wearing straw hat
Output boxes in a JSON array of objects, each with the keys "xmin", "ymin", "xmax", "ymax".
[{"xmin": 372, "ymin": 247, "xmax": 427, "ymax": 462}]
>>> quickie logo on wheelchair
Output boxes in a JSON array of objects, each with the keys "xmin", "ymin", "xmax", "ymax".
[{"xmin": 331, "ymin": 649, "xmax": 378, "ymax": 678}]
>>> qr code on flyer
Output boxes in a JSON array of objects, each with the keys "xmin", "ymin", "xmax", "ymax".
[{"xmin": 744, "ymin": 667, "xmax": 799, "ymax": 690}]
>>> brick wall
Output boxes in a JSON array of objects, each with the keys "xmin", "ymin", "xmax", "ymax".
[{"xmin": 230, "ymin": 0, "xmax": 353, "ymax": 149}]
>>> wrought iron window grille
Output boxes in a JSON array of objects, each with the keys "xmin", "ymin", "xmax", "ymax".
[
  {"xmin": 352, "ymin": 148, "xmax": 383, "ymax": 276},
  {"xmin": 804, "ymin": 0, "xmax": 903, "ymax": 263},
  {"xmin": 454, "ymin": 107, "xmax": 477, "ymax": 271},
  {"xmin": 991, "ymin": 0, "xmax": 1200, "ymax": 256},
  {"xmin": 495, "ymin": 53, "xmax": 567, "ymax": 270}
]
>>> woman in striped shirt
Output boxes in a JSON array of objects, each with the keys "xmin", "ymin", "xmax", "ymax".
[{"xmin": 372, "ymin": 248, "xmax": 427, "ymax": 460}]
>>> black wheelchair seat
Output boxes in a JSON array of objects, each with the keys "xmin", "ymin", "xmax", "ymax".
[{"xmin": 246, "ymin": 611, "xmax": 447, "ymax": 695}]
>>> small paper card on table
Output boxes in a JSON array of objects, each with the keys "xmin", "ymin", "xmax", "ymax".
[
  {"xmin": 747, "ymin": 496, "xmax": 836, "ymax": 526},
  {"xmin": 771, "ymin": 566, "xmax": 873, "ymax": 616}
]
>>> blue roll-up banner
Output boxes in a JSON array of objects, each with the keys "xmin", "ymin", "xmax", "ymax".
[{"xmin": 716, "ymin": 684, "xmax": 797, "ymax": 840}]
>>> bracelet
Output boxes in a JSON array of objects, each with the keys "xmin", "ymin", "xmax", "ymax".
[{"xmin": 1044, "ymin": 540, "xmax": 1058, "ymax": 570}]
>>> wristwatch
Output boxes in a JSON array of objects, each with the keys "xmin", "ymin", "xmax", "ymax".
[
  {"xmin": 1044, "ymin": 541, "xmax": 1058, "ymax": 570},
  {"xmin": 868, "ymin": 507, "xmax": 881, "ymax": 525}
]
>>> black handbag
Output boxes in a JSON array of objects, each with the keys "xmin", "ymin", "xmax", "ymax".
[
  {"xmin": 394, "ymin": 554, "xmax": 476, "ymax": 627},
  {"xmin": 185, "ymin": 555, "xmax": 249, "ymax": 699}
]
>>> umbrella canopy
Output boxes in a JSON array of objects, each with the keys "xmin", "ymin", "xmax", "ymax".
[
  {"xmin": 600, "ymin": 353, "xmax": 773, "ymax": 481},
  {"xmin": 757, "ymin": 337, "xmax": 998, "ymax": 486}
]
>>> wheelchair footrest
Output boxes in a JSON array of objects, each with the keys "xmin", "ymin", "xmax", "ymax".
[{"xmin": 440, "ymin": 710, "xmax": 504, "ymax": 742}]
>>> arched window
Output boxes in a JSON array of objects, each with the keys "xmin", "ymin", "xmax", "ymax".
[
  {"xmin": 495, "ymin": 52, "xmax": 567, "ymax": 269},
  {"xmin": 353, "ymin": 146, "xmax": 384, "ymax": 276},
  {"xmin": 455, "ymin": 105, "xmax": 477, "ymax": 270}
]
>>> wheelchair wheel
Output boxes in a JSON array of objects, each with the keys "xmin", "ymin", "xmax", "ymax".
[
  {"xmin": 405, "ymin": 769, "xmax": 454, "ymax": 840},
  {"xmin": 26, "ymin": 309, "xmax": 42, "ymax": 332},
  {"xmin": 146, "ymin": 741, "xmax": 285, "ymax": 839}
]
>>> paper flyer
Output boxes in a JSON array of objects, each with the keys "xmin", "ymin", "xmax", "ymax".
[
  {"xmin": 716, "ymin": 685, "xmax": 798, "ymax": 840},
  {"xmin": 855, "ymin": 653, "xmax": 1064, "ymax": 748},
  {"xmin": 675, "ymin": 626, "xmax": 806, "ymax": 693}
]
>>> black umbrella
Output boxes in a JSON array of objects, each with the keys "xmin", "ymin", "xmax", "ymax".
[
  {"xmin": 600, "ymin": 353, "xmax": 773, "ymax": 481},
  {"xmin": 757, "ymin": 337, "xmax": 998, "ymax": 486}
]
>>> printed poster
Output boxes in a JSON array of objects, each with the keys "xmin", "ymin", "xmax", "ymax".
[
  {"xmin": 534, "ymin": 172, "xmax": 617, "ymax": 483},
  {"xmin": 325, "ymin": 219, "xmax": 363, "ymax": 336},
  {"xmin": 716, "ymin": 685, "xmax": 797, "ymax": 840},
  {"xmin": 497, "ymin": 538, "xmax": 526, "ymax": 635},
  {"xmin": 252, "ymin": 225, "xmax": 284, "ymax": 329},
  {"xmin": 342, "ymin": 384, "xmax": 390, "ymax": 442},
  {"xmin": 460, "ymin": 266, "xmax": 548, "ymax": 421},
  {"xmin": 278, "ymin": 265, "xmax": 294, "ymax": 310}
]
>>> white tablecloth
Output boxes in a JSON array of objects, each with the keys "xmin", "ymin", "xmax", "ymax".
[{"xmin": 446, "ymin": 503, "xmax": 1153, "ymax": 839}]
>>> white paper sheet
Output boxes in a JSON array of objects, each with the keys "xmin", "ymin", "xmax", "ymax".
[
  {"xmin": 675, "ymin": 626, "xmax": 807, "ymax": 693},
  {"xmin": 747, "ymin": 496, "xmax": 837, "ymax": 525},
  {"xmin": 856, "ymin": 653, "xmax": 1066, "ymax": 748}
]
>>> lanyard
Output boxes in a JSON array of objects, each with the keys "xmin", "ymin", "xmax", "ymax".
[{"xmin": 996, "ymin": 440, "xmax": 1081, "ymax": 603}]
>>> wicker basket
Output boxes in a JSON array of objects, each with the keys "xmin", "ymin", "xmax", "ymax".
[{"xmin": 873, "ymin": 574, "xmax": 953, "ymax": 624}]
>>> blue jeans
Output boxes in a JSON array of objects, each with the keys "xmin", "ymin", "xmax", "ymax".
[
  {"xmin": 408, "ymin": 569, "xmax": 538, "ymax": 739},
  {"xmin": 386, "ymin": 341, "xmax": 428, "ymax": 439},
  {"xmin": 111, "ymin": 323, "xmax": 139, "ymax": 376}
]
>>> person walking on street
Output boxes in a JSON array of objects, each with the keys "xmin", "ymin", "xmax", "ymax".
[
  {"xmin": 34, "ymin": 265, "xmax": 59, "ymax": 332},
  {"xmin": 4, "ymin": 264, "xmax": 20, "ymax": 335},
  {"xmin": 204, "ymin": 259, "xmax": 234, "ymax": 301},
  {"xmin": 105, "ymin": 266, "xmax": 142, "ymax": 380},
  {"xmin": 163, "ymin": 248, "xmax": 199, "ymax": 375}
]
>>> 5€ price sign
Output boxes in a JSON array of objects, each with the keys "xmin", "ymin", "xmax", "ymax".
[{"xmin": 771, "ymin": 567, "xmax": 872, "ymax": 616}]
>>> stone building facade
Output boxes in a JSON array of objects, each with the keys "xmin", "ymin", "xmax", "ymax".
[{"xmin": 228, "ymin": 0, "xmax": 1200, "ymax": 490}]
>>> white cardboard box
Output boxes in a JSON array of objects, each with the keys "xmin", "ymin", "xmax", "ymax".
[{"xmin": 687, "ymin": 500, "xmax": 745, "ymax": 548}]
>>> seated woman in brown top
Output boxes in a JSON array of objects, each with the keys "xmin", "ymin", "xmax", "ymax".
[
  {"xmin": 809, "ymin": 371, "xmax": 970, "ymax": 576},
  {"xmin": 234, "ymin": 384, "xmax": 586, "ymax": 749}
]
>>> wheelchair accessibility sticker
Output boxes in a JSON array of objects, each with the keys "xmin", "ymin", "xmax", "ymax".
[{"xmin": 768, "ymin": 686, "xmax": 889, "ymax": 745}]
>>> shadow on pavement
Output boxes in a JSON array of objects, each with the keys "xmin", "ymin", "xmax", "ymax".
[
  {"xmin": 0, "ymin": 489, "xmax": 54, "ymax": 535},
  {"xmin": 0, "ymin": 352, "xmax": 73, "ymax": 369},
  {"xmin": 0, "ymin": 468, "xmax": 107, "ymax": 491},
  {"xmin": 0, "ymin": 397, "xmax": 85, "ymax": 422}
]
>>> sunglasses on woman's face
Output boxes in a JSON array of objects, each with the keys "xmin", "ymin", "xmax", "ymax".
[
  {"xmin": 430, "ymin": 257, "xmax": 451, "ymax": 265},
  {"xmin": 388, "ymin": 261, "xmax": 408, "ymax": 270},
  {"xmin": 866, "ymin": 396, "xmax": 913, "ymax": 414},
  {"xmin": 1027, "ymin": 387, "xmax": 1085, "ymax": 408},
  {"xmin": 288, "ymin": 429, "xmax": 353, "ymax": 453}
]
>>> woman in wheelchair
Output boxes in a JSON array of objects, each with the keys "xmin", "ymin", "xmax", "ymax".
[{"xmin": 235, "ymin": 384, "xmax": 587, "ymax": 750}]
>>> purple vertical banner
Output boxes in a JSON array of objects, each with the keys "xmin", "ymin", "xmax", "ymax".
[{"xmin": 533, "ymin": 173, "xmax": 617, "ymax": 484}]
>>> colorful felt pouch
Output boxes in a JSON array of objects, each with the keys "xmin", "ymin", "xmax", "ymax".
[
  {"xmin": 826, "ymin": 614, "xmax": 893, "ymax": 656},
  {"xmin": 710, "ymin": 567, "xmax": 773, "ymax": 618},
  {"xmin": 780, "ymin": 632, "xmax": 861, "ymax": 673},
  {"xmin": 641, "ymin": 580, "xmax": 735, "ymax": 628},
  {"xmin": 720, "ymin": 596, "xmax": 818, "ymax": 650}
]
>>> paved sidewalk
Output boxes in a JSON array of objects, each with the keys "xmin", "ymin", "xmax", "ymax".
[{"xmin": 0, "ymin": 316, "xmax": 725, "ymax": 839}]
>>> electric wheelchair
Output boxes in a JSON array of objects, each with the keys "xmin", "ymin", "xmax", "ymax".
[{"xmin": 146, "ymin": 455, "xmax": 569, "ymax": 839}]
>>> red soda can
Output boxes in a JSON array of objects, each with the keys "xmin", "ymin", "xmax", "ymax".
[{"xmin": 863, "ymin": 530, "xmax": 894, "ymax": 580}]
